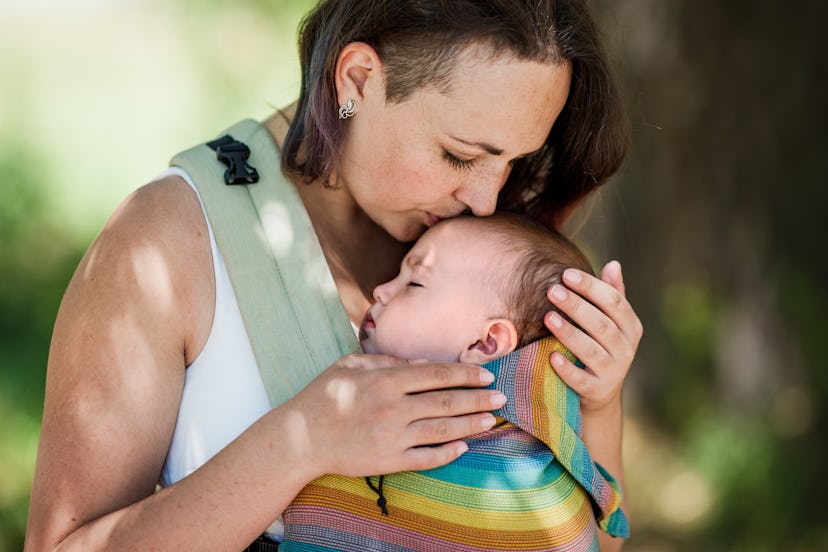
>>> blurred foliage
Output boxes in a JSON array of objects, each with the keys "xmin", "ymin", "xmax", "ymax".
[
  {"xmin": 0, "ymin": 142, "xmax": 83, "ymax": 550},
  {"xmin": 1, "ymin": 0, "xmax": 826, "ymax": 551},
  {"xmin": 586, "ymin": 1, "xmax": 828, "ymax": 550}
]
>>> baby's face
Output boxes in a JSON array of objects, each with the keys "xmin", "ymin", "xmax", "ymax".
[{"xmin": 359, "ymin": 220, "xmax": 505, "ymax": 362}]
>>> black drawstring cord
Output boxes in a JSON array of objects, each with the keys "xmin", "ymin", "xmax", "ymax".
[{"xmin": 365, "ymin": 475, "xmax": 389, "ymax": 515}]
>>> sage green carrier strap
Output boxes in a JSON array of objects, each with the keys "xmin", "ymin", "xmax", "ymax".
[{"xmin": 171, "ymin": 119, "xmax": 359, "ymax": 408}]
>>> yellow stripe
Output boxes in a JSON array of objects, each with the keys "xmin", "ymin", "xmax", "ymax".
[
  {"xmin": 290, "ymin": 484, "xmax": 595, "ymax": 549},
  {"xmin": 303, "ymin": 474, "xmax": 591, "ymax": 532}
]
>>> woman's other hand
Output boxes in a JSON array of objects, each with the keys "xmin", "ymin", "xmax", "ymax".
[
  {"xmin": 544, "ymin": 260, "xmax": 642, "ymax": 413},
  {"xmin": 277, "ymin": 354, "xmax": 505, "ymax": 478},
  {"xmin": 544, "ymin": 260, "xmax": 638, "ymax": 551}
]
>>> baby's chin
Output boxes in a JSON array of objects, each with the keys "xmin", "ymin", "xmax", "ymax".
[
  {"xmin": 359, "ymin": 337, "xmax": 380, "ymax": 355},
  {"xmin": 359, "ymin": 339, "xmax": 422, "ymax": 361}
]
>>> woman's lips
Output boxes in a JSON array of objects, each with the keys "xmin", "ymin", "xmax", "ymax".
[{"xmin": 425, "ymin": 212, "xmax": 443, "ymax": 227}]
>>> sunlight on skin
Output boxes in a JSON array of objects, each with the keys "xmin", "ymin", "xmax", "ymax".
[
  {"xmin": 133, "ymin": 245, "xmax": 175, "ymax": 307},
  {"xmin": 283, "ymin": 409, "xmax": 312, "ymax": 460},
  {"xmin": 279, "ymin": 375, "xmax": 364, "ymax": 472},
  {"xmin": 82, "ymin": 241, "xmax": 174, "ymax": 309},
  {"xmin": 105, "ymin": 313, "xmax": 157, "ymax": 399},
  {"xmin": 325, "ymin": 378, "xmax": 358, "ymax": 413}
]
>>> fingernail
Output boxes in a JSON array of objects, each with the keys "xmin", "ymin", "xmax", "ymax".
[
  {"xmin": 490, "ymin": 391, "xmax": 507, "ymax": 407},
  {"xmin": 551, "ymin": 352, "xmax": 565, "ymax": 367},
  {"xmin": 480, "ymin": 413, "xmax": 497, "ymax": 429},
  {"xmin": 455, "ymin": 441, "xmax": 469, "ymax": 455},
  {"xmin": 547, "ymin": 312, "xmax": 563, "ymax": 329},
  {"xmin": 480, "ymin": 369, "xmax": 495, "ymax": 385},
  {"xmin": 563, "ymin": 269, "xmax": 582, "ymax": 284},
  {"xmin": 551, "ymin": 285, "xmax": 567, "ymax": 301}
]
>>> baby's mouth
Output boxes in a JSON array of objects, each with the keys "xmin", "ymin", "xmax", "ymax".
[{"xmin": 359, "ymin": 311, "xmax": 376, "ymax": 342}]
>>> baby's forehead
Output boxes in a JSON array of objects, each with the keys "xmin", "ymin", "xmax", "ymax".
[
  {"xmin": 432, "ymin": 217, "xmax": 514, "ymax": 251},
  {"xmin": 431, "ymin": 219, "xmax": 521, "ymax": 271},
  {"xmin": 432, "ymin": 217, "xmax": 494, "ymax": 240}
]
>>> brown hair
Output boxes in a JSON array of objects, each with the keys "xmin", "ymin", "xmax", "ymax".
[
  {"xmin": 282, "ymin": 0, "xmax": 628, "ymax": 228},
  {"xmin": 469, "ymin": 213, "xmax": 594, "ymax": 347}
]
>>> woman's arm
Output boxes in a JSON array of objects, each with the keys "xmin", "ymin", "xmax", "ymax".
[
  {"xmin": 25, "ymin": 177, "xmax": 500, "ymax": 551},
  {"xmin": 544, "ymin": 261, "xmax": 642, "ymax": 552}
]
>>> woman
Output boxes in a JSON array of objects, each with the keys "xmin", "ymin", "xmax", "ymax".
[{"xmin": 25, "ymin": 1, "xmax": 641, "ymax": 550}]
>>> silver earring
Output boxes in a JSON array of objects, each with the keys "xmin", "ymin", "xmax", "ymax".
[{"xmin": 338, "ymin": 98, "xmax": 356, "ymax": 120}]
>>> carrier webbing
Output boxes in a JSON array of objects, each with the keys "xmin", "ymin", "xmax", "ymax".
[{"xmin": 171, "ymin": 119, "xmax": 359, "ymax": 408}]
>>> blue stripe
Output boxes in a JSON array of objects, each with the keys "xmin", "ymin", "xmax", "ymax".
[{"xmin": 413, "ymin": 457, "xmax": 569, "ymax": 490}]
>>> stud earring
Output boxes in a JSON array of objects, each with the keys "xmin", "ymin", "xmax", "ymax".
[{"xmin": 338, "ymin": 98, "xmax": 356, "ymax": 120}]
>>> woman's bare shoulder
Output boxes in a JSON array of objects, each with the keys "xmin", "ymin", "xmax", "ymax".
[
  {"xmin": 66, "ymin": 174, "xmax": 215, "ymax": 365},
  {"xmin": 25, "ymin": 175, "xmax": 215, "ymax": 547}
]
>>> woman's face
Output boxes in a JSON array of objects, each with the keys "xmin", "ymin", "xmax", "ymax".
[{"xmin": 337, "ymin": 47, "xmax": 572, "ymax": 243}]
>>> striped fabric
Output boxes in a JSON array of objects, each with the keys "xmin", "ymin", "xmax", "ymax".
[{"xmin": 280, "ymin": 337, "xmax": 628, "ymax": 551}]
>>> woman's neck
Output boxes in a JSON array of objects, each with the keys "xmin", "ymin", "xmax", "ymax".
[
  {"xmin": 264, "ymin": 108, "xmax": 408, "ymax": 323},
  {"xmin": 296, "ymin": 177, "xmax": 407, "ymax": 319}
]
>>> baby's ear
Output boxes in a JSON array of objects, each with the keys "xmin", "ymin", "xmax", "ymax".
[{"xmin": 460, "ymin": 319, "xmax": 519, "ymax": 365}]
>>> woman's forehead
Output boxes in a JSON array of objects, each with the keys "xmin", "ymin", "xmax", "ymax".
[{"xmin": 420, "ymin": 54, "xmax": 571, "ymax": 157}]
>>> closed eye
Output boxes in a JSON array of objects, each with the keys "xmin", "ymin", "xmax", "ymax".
[{"xmin": 442, "ymin": 150, "xmax": 475, "ymax": 172}]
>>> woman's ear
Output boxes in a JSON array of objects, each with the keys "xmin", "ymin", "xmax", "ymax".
[
  {"xmin": 334, "ymin": 41, "xmax": 382, "ymax": 107},
  {"xmin": 459, "ymin": 319, "xmax": 519, "ymax": 365}
]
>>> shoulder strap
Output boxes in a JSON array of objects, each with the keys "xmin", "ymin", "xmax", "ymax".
[{"xmin": 171, "ymin": 119, "xmax": 360, "ymax": 408}]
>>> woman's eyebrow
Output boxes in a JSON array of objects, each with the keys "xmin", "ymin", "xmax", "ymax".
[{"xmin": 449, "ymin": 135, "xmax": 504, "ymax": 156}]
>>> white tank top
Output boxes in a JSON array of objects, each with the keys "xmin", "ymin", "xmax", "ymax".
[{"xmin": 157, "ymin": 167, "xmax": 282, "ymax": 536}]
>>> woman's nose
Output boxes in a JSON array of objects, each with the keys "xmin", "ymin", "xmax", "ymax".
[{"xmin": 455, "ymin": 165, "xmax": 510, "ymax": 217}]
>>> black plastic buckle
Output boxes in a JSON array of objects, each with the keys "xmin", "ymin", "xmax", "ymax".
[{"xmin": 206, "ymin": 134, "xmax": 259, "ymax": 185}]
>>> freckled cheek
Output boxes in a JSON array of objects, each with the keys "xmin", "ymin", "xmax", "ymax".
[{"xmin": 410, "ymin": 164, "xmax": 459, "ymax": 204}]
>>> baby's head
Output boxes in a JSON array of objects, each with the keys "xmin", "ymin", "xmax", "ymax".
[{"xmin": 358, "ymin": 213, "xmax": 593, "ymax": 364}]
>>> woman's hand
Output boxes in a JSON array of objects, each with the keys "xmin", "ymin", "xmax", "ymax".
[
  {"xmin": 544, "ymin": 260, "xmax": 638, "ymax": 550},
  {"xmin": 277, "ymin": 354, "xmax": 505, "ymax": 478},
  {"xmin": 544, "ymin": 260, "xmax": 642, "ymax": 413}
]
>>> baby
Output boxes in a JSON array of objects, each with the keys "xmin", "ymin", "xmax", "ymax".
[
  {"xmin": 358, "ymin": 212, "xmax": 590, "ymax": 364},
  {"xmin": 279, "ymin": 213, "xmax": 628, "ymax": 551}
]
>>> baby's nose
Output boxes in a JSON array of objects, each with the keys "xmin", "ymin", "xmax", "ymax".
[{"xmin": 373, "ymin": 282, "xmax": 391, "ymax": 305}]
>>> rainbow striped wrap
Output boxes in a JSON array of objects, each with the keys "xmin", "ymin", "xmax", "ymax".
[{"xmin": 280, "ymin": 337, "xmax": 628, "ymax": 551}]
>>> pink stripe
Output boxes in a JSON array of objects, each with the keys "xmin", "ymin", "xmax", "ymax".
[
  {"xmin": 514, "ymin": 340, "xmax": 538, "ymax": 432},
  {"xmin": 287, "ymin": 506, "xmax": 597, "ymax": 551}
]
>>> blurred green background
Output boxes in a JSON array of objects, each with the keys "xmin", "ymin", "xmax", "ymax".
[{"xmin": 1, "ymin": 1, "xmax": 825, "ymax": 550}]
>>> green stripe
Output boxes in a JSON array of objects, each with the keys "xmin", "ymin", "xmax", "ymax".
[{"xmin": 385, "ymin": 470, "xmax": 584, "ymax": 512}]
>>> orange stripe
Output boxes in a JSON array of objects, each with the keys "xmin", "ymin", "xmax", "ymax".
[{"xmin": 289, "ymin": 482, "xmax": 595, "ymax": 550}]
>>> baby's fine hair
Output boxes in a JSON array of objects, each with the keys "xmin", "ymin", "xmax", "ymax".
[
  {"xmin": 282, "ymin": 0, "xmax": 628, "ymax": 228},
  {"xmin": 469, "ymin": 213, "xmax": 594, "ymax": 348}
]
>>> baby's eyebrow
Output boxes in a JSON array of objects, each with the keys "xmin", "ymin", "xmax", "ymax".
[{"xmin": 405, "ymin": 256, "xmax": 430, "ymax": 275}]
